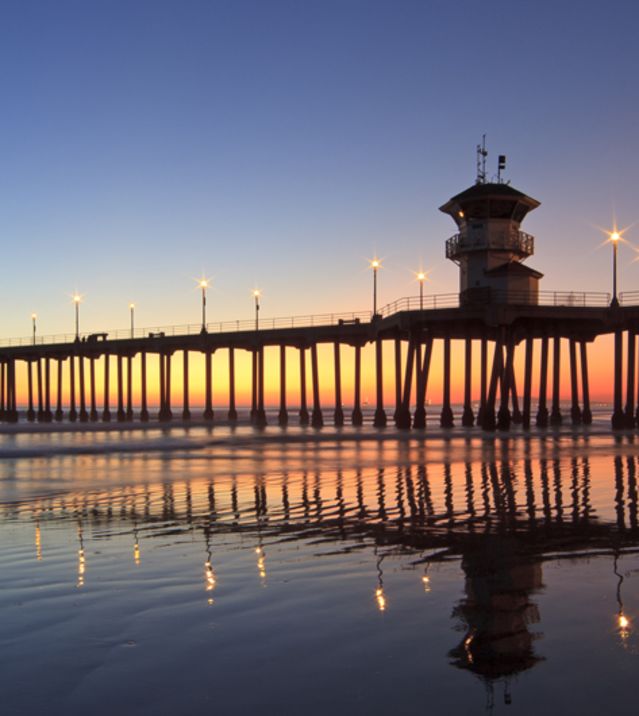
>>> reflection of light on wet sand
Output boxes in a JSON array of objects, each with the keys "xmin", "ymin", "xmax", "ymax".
[
  {"xmin": 375, "ymin": 587, "xmax": 386, "ymax": 612},
  {"xmin": 35, "ymin": 522, "xmax": 42, "ymax": 561},
  {"xmin": 205, "ymin": 560, "xmax": 216, "ymax": 605}
]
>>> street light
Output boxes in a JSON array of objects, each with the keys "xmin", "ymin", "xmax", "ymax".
[
  {"xmin": 416, "ymin": 271, "xmax": 427, "ymax": 311},
  {"xmin": 129, "ymin": 303, "xmax": 135, "ymax": 338},
  {"xmin": 370, "ymin": 258, "xmax": 382, "ymax": 316},
  {"xmin": 72, "ymin": 293, "xmax": 82, "ymax": 340},
  {"xmin": 610, "ymin": 230, "xmax": 620, "ymax": 307},
  {"xmin": 198, "ymin": 278, "xmax": 209, "ymax": 332},
  {"xmin": 31, "ymin": 313, "xmax": 37, "ymax": 345},
  {"xmin": 253, "ymin": 289, "xmax": 261, "ymax": 330}
]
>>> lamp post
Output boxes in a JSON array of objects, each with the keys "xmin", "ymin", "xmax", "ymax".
[
  {"xmin": 610, "ymin": 230, "xmax": 620, "ymax": 307},
  {"xmin": 253, "ymin": 289, "xmax": 261, "ymax": 331},
  {"xmin": 370, "ymin": 258, "xmax": 381, "ymax": 316},
  {"xmin": 72, "ymin": 294, "xmax": 82, "ymax": 340},
  {"xmin": 31, "ymin": 313, "xmax": 37, "ymax": 345},
  {"xmin": 417, "ymin": 271, "xmax": 427, "ymax": 311},
  {"xmin": 129, "ymin": 303, "xmax": 135, "ymax": 338},
  {"xmin": 199, "ymin": 279, "xmax": 209, "ymax": 332}
]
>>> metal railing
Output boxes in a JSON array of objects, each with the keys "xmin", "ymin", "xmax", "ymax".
[
  {"xmin": 489, "ymin": 289, "xmax": 611, "ymax": 307},
  {"xmin": 620, "ymin": 291, "xmax": 639, "ymax": 306},
  {"xmin": 445, "ymin": 230, "xmax": 534, "ymax": 260},
  {"xmin": 378, "ymin": 294, "xmax": 460, "ymax": 316},
  {"xmin": 0, "ymin": 310, "xmax": 373, "ymax": 348}
]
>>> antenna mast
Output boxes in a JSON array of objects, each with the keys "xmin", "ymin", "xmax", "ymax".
[{"xmin": 476, "ymin": 134, "xmax": 487, "ymax": 184}]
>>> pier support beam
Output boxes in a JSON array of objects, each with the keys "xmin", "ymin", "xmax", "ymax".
[
  {"xmin": 373, "ymin": 338, "xmax": 387, "ymax": 427},
  {"xmin": 482, "ymin": 337, "xmax": 503, "ymax": 431},
  {"xmin": 569, "ymin": 338, "xmax": 582, "ymax": 425},
  {"xmin": 440, "ymin": 335, "xmax": 454, "ymax": 428},
  {"xmin": 414, "ymin": 336, "xmax": 433, "ymax": 429},
  {"xmin": 117, "ymin": 355, "xmax": 126, "ymax": 422},
  {"xmin": 311, "ymin": 344, "xmax": 323, "ymax": 428},
  {"xmin": 228, "ymin": 348, "xmax": 238, "ymax": 422},
  {"xmin": 477, "ymin": 337, "xmax": 488, "ymax": 426},
  {"xmin": 36, "ymin": 359, "xmax": 44, "ymax": 421},
  {"xmin": 256, "ymin": 347, "xmax": 267, "ymax": 427},
  {"xmin": 299, "ymin": 347, "xmax": 309, "ymax": 426},
  {"xmin": 126, "ymin": 356, "xmax": 134, "ymax": 421},
  {"xmin": 522, "ymin": 335, "xmax": 533, "ymax": 429},
  {"xmin": 27, "ymin": 361, "xmax": 35, "ymax": 421},
  {"xmin": 333, "ymin": 343, "xmax": 343, "ymax": 427},
  {"xmin": 612, "ymin": 329, "xmax": 625, "ymax": 429},
  {"xmin": 182, "ymin": 350, "xmax": 191, "ymax": 420},
  {"xmin": 7, "ymin": 360, "xmax": 17, "ymax": 422},
  {"xmin": 497, "ymin": 334, "xmax": 512, "ymax": 431},
  {"xmin": 204, "ymin": 351, "xmax": 214, "ymax": 421},
  {"xmin": 461, "ymin": 337, "xmax": 474, "ymax": 427},
  {"xmin": 536, "ymin": 336, "xmax": 549, "ymax": 427},
  {"xmin": 44, "ymin": 357, "xmax": 52, "ymax": 422},
  {"xmin": 509, "ymin": 355, "xmax": 522, "ymax": 424},
  {"xmin": 352, "ymin": 345, "xmax": 363, "ymax": 426},
  {"xmin": 140, "ymin": 352, "xmax": 149, "ymax": 422},
  {"xmin": 580, "ymin": 341, "xmax": 592, "ymax": 425},
  {"xmin": 89, "ymin": 358, "xmax": 98, "ymax": 421},
  {"xmin": 278, "ymin": 345, "xmax": 288, "ymax": 426},
  {"xmin": 56, "ymin": 359, "xmax": 64, "ymax": 421},
  {"xmin": 0, "ymin": 362, "xmax": 5, "ymax": 421},
  {"xmin": 624, "ymin": 330, "xmax": 636, "ymax": 428},
  {"xmin": 393, "ymin": 338, "xmax": 402, "ymax": 425},
  {"xmin": 550, "ymin": 335, "xmax": 562, "ymax": 426},
  {"xmin": 397, "ymin": 337, "xmax": 415, "ymax": 430},
  {"xmin": 79, "ymin": 355, "xmax": 89, "ymax": 422},
  {"xmin": 102, "ymin": 355, "xmax": 111, "ymax": 422}
]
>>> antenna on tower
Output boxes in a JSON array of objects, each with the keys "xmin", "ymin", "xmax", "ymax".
[
  {"xmin": 476, "ymin": 135, "xmax": 488, "ymax": 184},
  {"xmin": 497, "ymin": 154, "xmax": 507, "ymax": 183}
]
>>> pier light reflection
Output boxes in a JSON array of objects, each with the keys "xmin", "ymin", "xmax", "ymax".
[
  {"xmin": 35, "ymin": 520, "xmax": 42, "ymax": 561},
  {"xmin": 256, "ymin": 545, "xmax": 266, "ymax": 583},
  {"xmin": 76, "ymin": 523, "xmax": 86, "ymax": 588}
]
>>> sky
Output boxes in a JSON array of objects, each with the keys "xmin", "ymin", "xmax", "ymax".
[{"xmin": 1, "ymin": 0, "xmax": 638, "ymax": 403}]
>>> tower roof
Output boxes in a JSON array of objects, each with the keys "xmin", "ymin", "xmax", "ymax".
[{"xmin": 440, "ymin": 183, "xmax": 540, "ymax": 225}]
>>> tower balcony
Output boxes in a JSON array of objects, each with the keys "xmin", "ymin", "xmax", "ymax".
[{"xmin": 445, "ymin": 230, "xmax": 534, "ymax": 261}]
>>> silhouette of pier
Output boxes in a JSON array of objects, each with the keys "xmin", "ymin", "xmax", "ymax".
[{"xmin": 1, "ymin": 293, "xmax": 638, "ymax": 431}]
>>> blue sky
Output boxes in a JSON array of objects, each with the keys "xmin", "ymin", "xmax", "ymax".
[{"xmin": 1, "ymin": 0, "xmax": 638, "ymax": 337}]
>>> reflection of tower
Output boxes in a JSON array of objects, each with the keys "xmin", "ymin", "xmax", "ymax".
[{"xmin": 449, "ymin": 537, "xmax": 544, "ymax": 707}]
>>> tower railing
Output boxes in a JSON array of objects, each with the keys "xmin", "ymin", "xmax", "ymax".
[{"xmin": 445, "ymin": 229, "xmax": 534, "ymax": 260}]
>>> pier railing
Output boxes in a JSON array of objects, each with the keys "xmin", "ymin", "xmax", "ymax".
[
  {"xmin": 0, "ymin": 310, "xmax": 373, "ymax": 348},
  {"xmin": 0, "ymin": 288, "xmax": 629, "ymax": 348}
]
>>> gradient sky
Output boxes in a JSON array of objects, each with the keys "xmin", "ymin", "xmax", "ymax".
[{"xmin": 1, "ymin": 0, "xmax": 638, "ymax": 340}]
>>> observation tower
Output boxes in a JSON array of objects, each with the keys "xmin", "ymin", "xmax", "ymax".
[{"xmin": 440, "ymin": 140, "xmax": 543, "ymax": 305}]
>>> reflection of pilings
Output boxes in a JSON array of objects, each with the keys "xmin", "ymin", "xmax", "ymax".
[
  {"xmin": 625, "ymin": 330, "xmax": 636, "ymax": 428},
  {"xmin": 117, "ymin": 355, "xmax": 125, "ymax": 422},
  {"xmin": 352, "ymin": 344, "xmax": 363, "ymax": 426},
  {"xmin": 55, "ymin": 358, "xmax": 64, "ymax": 421},
  {"xmin": 550, "ymin": 335, "xmax": 562, "ymax": 426},
  {"xmin": 182, "ymin": 350, "xmax": 191, "ymax": 420},
  {"xmin": 612, "ymin": 330, "xmax": 624, "ymax": 429},
  {"xmin": 536, "ymin": 336, "xmax": 549, "ymax": 428},
  {"xmin": 79, "ymin": 355, "xmax": 88, "ymax": 422},
  {"xmin": 333, "ymin": 343, "xmax": 343, "ymax": 427},
  {"xmin": 228, "ymin": 347, "xmax": 238, "ymax": 422},
  {"xmin": 522, "ymin": 336, "xmax": 533, "ymax": 429},
  {"xmin": 440, "ymin": 335, "xmax": 454, "ymax": 428},
  {"xmin": 299, "ymin": 347, "xmax": 309, "ymax": 426},
  {"xmin": 140, "ymin": 352, "xmax": 149, "ymax": 422},
  {"xmin": 462, "ymin": 337, "xmax": 474, "ymax": 427},
  {"xmin": 580, "ymin": 342, "xmax": 592, "ymax": 425},
  {"xmin": 373, "ymin": 338, "xmax": 387, "ymax": 427},
  {"xmin": 278, "ymin": 345, "xmax": 288, "ymax": 426}
]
